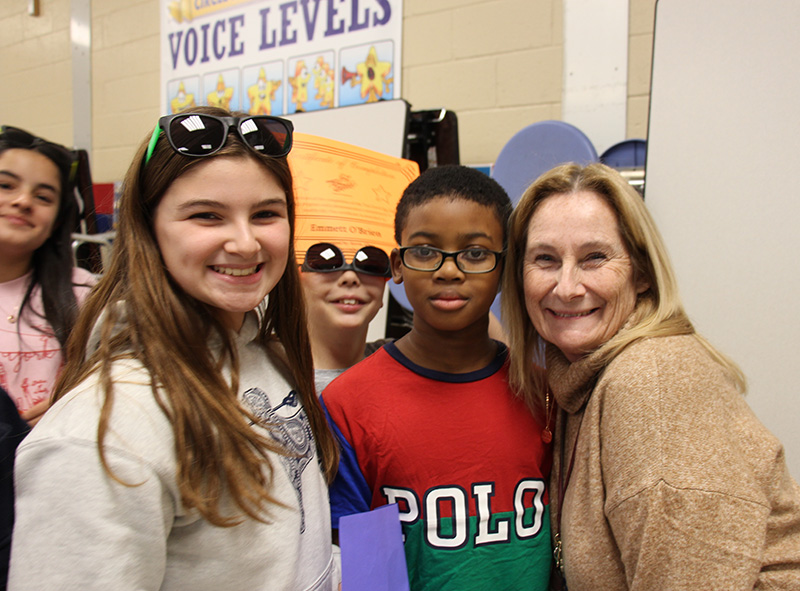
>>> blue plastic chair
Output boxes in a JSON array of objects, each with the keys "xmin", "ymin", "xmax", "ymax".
[
  {"xmin": 491, "ymin": 120, "xmax": 598, "ymax": 206},
  {"xmin": 600, "ymin": 138, "xmax": 647, "ymax": 169},
  {"xmin": 486, "ymin": 121, "xmax": 598, "ymax": 323}
]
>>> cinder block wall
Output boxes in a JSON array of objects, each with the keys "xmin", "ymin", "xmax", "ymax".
[
  {"xmin": 0, "ymin": 0, "xmax": 655, "ymax": 183},
  {"xmin": 91, "ymin": 0, "xmax": 160, "ymax": 182},
  {"xmin": 0, "ymin": 0, "xmax": 74, "ymax": 144},
  {"xmin": 402, "ymin": 0, "xmax": 564, "ymax": 166}
]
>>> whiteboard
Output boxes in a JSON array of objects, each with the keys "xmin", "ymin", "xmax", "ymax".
[
  {"xmin": 285, "ymin": 100, "xmax": 410, "ymax": 342},
  {"xmin": 646, "ymin": 0, "xmax": 800, "ymax": 478},
  {"xmin": 284, "ymin": 99, "xmax": 409, "ymax": 158}
]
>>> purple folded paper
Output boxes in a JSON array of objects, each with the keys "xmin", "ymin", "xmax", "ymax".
[{"xmin": 339, "ymin": 503, "xmax": 410, "ymax": 591}]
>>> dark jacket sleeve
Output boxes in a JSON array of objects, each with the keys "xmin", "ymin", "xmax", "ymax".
[{"xmin": 0, "ymin": 387, "xmax": 30, "ymax": 590}]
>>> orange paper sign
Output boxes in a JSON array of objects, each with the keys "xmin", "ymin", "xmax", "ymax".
[{"xmin": 289, "ymin": 132, "xmax": 420, "ymax": 265}]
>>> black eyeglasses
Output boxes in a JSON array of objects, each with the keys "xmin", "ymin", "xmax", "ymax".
[
  {"xmin": 144, "ymin": 113, "xmax": 294, "ymax": 165},
  {"xmin": 0, "ymin": 125, "xmax": 77, "ymax": 183},
  {"xmin": 398, "ymin": 246, "xmax": 504, "ymax": 274},
  {"xmin": 301, "ymin": 243, "xmax": 391, "ymax": 277}
]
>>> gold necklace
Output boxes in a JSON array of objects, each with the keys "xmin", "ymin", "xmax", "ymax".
[
  {"xmin": 0, "ymin": 274, "xmax": 29, "ymax": 324},
  {"xmin": 542, "ymin": 389, "xmax": 554, "ymax": 443},
  {"xmin": 0, "ymin": 298, "xmax": 22, "ymax": 324}
]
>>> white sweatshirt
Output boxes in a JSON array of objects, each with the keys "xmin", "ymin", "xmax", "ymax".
[{"xmin": 9, "ymin": 313, "xmax": 337, "ymax": 590}]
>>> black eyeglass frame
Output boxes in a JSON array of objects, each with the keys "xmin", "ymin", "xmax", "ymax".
[
  {"xmin": 398, "ymin": 245, "xmax": 505, "ymax": 274},
  {"xmin": 143, "ymin": 113, "xmax": 294, "ymax": 166},
  {"xmin": 301, "ymin": 243, "xmax": 391, "ymax": 278}
]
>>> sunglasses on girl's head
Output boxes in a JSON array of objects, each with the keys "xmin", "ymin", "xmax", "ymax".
[
  {"xmin": 143, "ymin": 113, "xmax": 294, "ymax": 166},
  {"xmin": 301, "ymin": 243, "xmax": 391, "ymax": 278},
  {"xmin": 0, "ymin": 125, "xmax": 77, "ymax": 182}
]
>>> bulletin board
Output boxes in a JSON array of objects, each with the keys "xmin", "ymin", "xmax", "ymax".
[{"xmin": 645, "ymin": 0, "xmax": 800, "ymax": 477}]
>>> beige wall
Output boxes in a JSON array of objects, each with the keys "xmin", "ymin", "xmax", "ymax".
[
  {"xmin": 0, "ymin": 0, "xmax": 74, "ymax": 144},
  {"xmin": 0, "ymin": 0, "xmax": 655, "ymax": 183},
  {"xmin": 403, "ymin": 0, "xmax": 564, "ymax": 166},
  {"xmin": 91, "ymin": 0, "xmax": 160, "ymax": 183}
]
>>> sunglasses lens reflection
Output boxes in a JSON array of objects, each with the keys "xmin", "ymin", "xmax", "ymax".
[
  {"xmin": 241, "ymin": 118, "xmax": 292, "ymax": 156},
  {"xmin": 306, "ymin": 243, "xmax": 344, "ymax": 271},
  {"xmin": 355, "ymin": 247, "xmax": 390, "ymax": 276},
  {"xmin": 168, "ymin": 115, "xmax": 226, "ymax": 156}
]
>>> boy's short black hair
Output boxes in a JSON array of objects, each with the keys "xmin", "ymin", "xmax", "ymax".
[{"xmin": 395, "ymin": 165, "xmax": 512, "ymax": 246}]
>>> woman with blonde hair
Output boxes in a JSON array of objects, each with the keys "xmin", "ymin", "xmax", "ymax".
[
  {"xmin": 503, "ymin": 162, "xmax": 800, "ymax": 590},
  {"xmin": 9, "ymin": 106, "xmax": 340, "ymax": 590}
]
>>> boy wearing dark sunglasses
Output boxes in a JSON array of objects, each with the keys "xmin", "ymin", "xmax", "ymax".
[
  {"xmin": 299, "ymin": 243, "xmax": 391, "ymax": 394},
  {"xmin": 322, "ymin": 166, "xmax": 553, "ymax": 590}
]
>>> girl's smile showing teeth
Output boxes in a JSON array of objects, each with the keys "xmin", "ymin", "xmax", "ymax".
[{"xmin": 211, "ymin": 264, "xmax": 261, "ymax": 277}]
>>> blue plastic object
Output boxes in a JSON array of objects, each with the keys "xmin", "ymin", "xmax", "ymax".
[
  {"xmin": 487, "ymin": 121, "xmax": 598, "ymax": 324},
  {"xmin": 491, "ymin": 120, "xmax": 598, "ymax": 206},
  {"xmin": 600, "ymin": 138, "xmax": 647, "ymax": 169},
  {"xmin": 389, "ymin": 281, "xmax": 411, "ymax": 313}
]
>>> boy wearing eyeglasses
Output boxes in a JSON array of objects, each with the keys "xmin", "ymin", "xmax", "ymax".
[{"xmin": 322, "ymin": 165, "xmax": 552, "ymax": 590}]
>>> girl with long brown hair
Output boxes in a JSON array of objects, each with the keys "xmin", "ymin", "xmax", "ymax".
[
  {"xmin": 9, "ymin": 107, "xmax": 340, "ymax": 590},
  {"xmin": 0, "ymin": 126, "xmax": 96, "ymax": 425}
]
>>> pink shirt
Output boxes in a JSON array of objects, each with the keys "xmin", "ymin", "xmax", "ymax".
[{"xmin": 0, "ymin": 267, "xmax": 96, "ymax": 412}]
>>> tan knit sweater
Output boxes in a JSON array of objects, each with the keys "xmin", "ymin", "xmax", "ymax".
[{"xmin": 547, "ymin": 334, "xmax": 800, "ymax": 590}]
